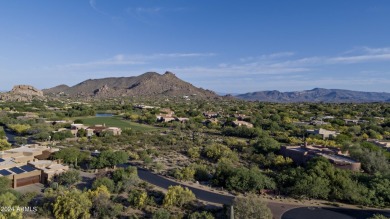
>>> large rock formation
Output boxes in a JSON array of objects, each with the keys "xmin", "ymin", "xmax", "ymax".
[
  {"xmin": 11, "ymin": 85, "xmax": 44, "ymax": 97},
  {"xmin": 0, "ymin": 85, "xmax": 45, "ymax": 101},
  {"xmin": 44, "ymin": 71, "xmax": 218, "ymax": 100}
]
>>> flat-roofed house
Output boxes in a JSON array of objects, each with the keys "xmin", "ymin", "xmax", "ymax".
[
  {"xmin": 70, "ymin": 124, "xmax": 89, "ymax": 137},
  {"xmin": 203, "ymin": 112, "xmax": 219, "ymax": 119},
  {"xmin": 29, "ymin": 160, "xmax": 69, "ymax": 184},
  {"xmin": 0, "ymin": 145, "xmax": 67, "ymax": 188},
  {"xmin": 280, "ymin": 144, "xmax": 361, "ymax": 171},
  {"xmin": 159, "ymin": 108, "xmax": 174, "ymax": 117},
  {"xmin": 87, "ymin": 125, "xmax": 122, "ymax": 136},
  {"xmin": 105, "ymin": 127, "xmax": 122, "ymax": 136},
  {"xmin": 176, "ymin": 117, "xmax": 189, "ymax": 123},
  {"xmin": 306, "ymin": 128, "xmax": 338, "ymax": 139}
]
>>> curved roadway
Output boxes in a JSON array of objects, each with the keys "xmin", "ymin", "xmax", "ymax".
[
  {"xmin": 136, "ymin": 167, "xmax": 234, "ymax": 205},
  {"xmin": 133, "ymin": 165, "xmax": 390, "ymax": 219},
  {"xmin": 281, "ymin": 207, "xmax": 390, "ymax": 219}
]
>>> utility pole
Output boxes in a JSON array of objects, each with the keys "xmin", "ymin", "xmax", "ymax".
[{"xmin": 227, "ymin": 205, "xmax": 234, "ymax": 219}]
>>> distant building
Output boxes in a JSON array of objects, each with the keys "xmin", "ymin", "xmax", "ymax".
[
  {"xmin": 368, "ymin": 139, "xmax": 390, "ymax": 152},
  {"xmin": 134, "ymin": 104, "xmax": 155, "ymax": 109},
  {"xmin": 156, "ymin": 108, "xmax": 176, "ymax": 122},
  {"xmin": 156, "ymin": 115, "xmax": 176, "ymax": 122},
  {"xmin": 159, "ymin": 108, "xmax": 174, "ymax": 117},
  {"xmin": 104, "ymin": 127, "xmax": 122, "ymax": 136},
  {"xmin": 204, "ymin": 118, "xmax": 219, "ymax": 125},
  {"xmin": 233, "ymin": 114, "xmax": 250, "ymax": 121},
  {"xmin": 280, "ymin": 144, "xmax": 361, "ymax": 171},
  {"xmin": 29, "ymin": 160, "xmax": 69, "ymax": 184},
  {"xmin": 232, "ymin": 120, "xmax": 254, "ymax": 128},
  {"xmin": 310, "ymin": 120, "xmax": 329, "ymax": 126},
  {"xmin": 293, "ymin": 121, "xmax": 310, "ymax": 126},
  {"xmin": 322, "ymin": 116, "xmax": 335, "ymax": 120},
  {"xmin": 307, "ymin": 128, "xmax": 338, "ymax": 139},
  {"xmin": 70, "ymin": 124, "xmax": 89, "ymax": 137},
  {"xmin": 344, "ymin": 119, "xmax": 368, "ymax": 125},
  {"xmin": 176, "ymin": 117, "xmax": 189, "ymax": 123},
  {"xmin": 70, "ymin": 123, "xmax": 121, "ymax": 137},
  {"xmin": 88, "ymin": 125, "xmax": 122, "ymax": 136},
  {"xmin": 203, "ymin": 112, "xmax": 219, "ymax": 119}
]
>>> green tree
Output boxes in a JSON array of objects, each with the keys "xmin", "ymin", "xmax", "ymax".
[
  {"xmin": 368, "ymin": 214, "xmax": 390, "ymax": 219},
  {"xmin": 0, "ymin": 127, "xmax": 5, "ymax": 139},
  {"xmin": 0, "ymin": 139, "xmax": 11, "ymax": 151},
  {"xmin": 0, "ymin": 192, "xmax": 23, "ymax": 219},
  {"xmin": 152, "ymin": 209, "xmax": 171, "ymax": 219},
  {"xmin": 128, "ymin": 189, "xmax": 148, "ymax": 209},
  {"xmin": 291, "ymin": 174, "xmax": 330, "ymax": 199},
  {"xmin": 252, "ymin": 135, "xmax": 280, "ymax": 154},
  {"xmin": 163, "ymin": 185, "xmax": 196, "ymax": 207},
  {"xmin": 204, "ymin": 144, "xmax": 238, "ymax": 162},
  {"xmin": 226, "ymin": 166, "xmax": 275, "ymax": 192},
  {"xmin": 92, "ymin": 177, "xmax": 115, "ymax": 193},
  {"xmin": 194, "ymin": 164, "xmax": 211, "ymax": 181},
  {"xmin": 91, "ymin": 150, "xmax": 128, "ymax": 169},
  {"xmin": 53, "ymin": 189, "xmax": 92, "ymax": 219},
  {"xmin": 88, "ymin": 186, "xmax": 122, "ymax": 219},
  {"xmin": 56, "ymin": 170, "xmax": 81, "ymax": 187},
  {"xmin": 232, "ymin": 194, "xmax": 272, "ymax": 219},
  {"xmin": 173, "ymin": 166, "xmax": 195, "ymax": 181},
  {"xmin": 188, "ymin": 211, "xmax": 215, "ymax": 219},
  {"xmin": 7, "ymin": 124, "xmax": 30, "ymax": 134},
  {"xmin": 0, "ymin": 177, "xmax": 11, "ymax": 193},
  {"xmin": 112, "ymin": 166, "xmax": 138, "ymax": 183},
  {"xmin": 14, "ymin": 136, "xmax": 27, "ymax": 145},
  {"xmin": 54, "ymin": 147, "xmax": 89, "ymax": 166},
  {"xmin": 187, "ymin": 147, "xmax": 201, "ymax": 159}
]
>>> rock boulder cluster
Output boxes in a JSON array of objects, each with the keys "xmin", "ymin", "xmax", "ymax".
[{"xmin": 0, "ymin": 85, "xmax": 45, "ymax": 101}]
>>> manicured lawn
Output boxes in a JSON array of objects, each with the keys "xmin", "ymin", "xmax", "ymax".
[{"xmin": 77, "ymin": 116, "xmax": 160, "ymax": 131}]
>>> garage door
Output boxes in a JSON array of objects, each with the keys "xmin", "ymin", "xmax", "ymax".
[{"xmin": 16, "ymin": 175, "xmax": 40, "ymax": 187}]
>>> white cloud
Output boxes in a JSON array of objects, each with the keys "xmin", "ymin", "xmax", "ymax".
[
  {"xmin": 264, "ymin": 47, "xmax": 390, "ymax": 67},
  {"xmin": 49, "ymin": 47, "xmax": 390, "ymax": 92},
  {"xmin": 361, "ymin": 46, "xmax": 390, "ymax": 54},
  {"xmin": 89, "ymin": 0, "xmax": 107, "ymax": 15},
  {"xmin": 135, "ymin": 7, "xmax": 162, "ymax": 13},
  {"xmin": 329, "ymin": 53, "xmax": 390, "ymax": 64},
  {"xmin": 240, "ymin": 52, "xmax": 294, "ymax": 62},
  {"xmin": 55, "ymin": 53, "xmax": 215, "ymax": 70}
]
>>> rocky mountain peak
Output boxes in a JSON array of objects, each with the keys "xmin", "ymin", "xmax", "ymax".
[
  {"xmin": 11, "ymin": 85, "xmax": 44, "ymax": 97},
  {"xmin": 94, "ymin": 84, "xmax": 110, "ymax": 95},
  {"xmin": 43, "ymin": 71, "xmax": 219, "ymax": 100},
  {"xmin": 0, "ymin": 85, "xmax": 45, "ymax": 102}
]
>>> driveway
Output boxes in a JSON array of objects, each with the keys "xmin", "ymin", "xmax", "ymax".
[
  {"xmin": 76, "ymin": 170, "xmax": 96, "ymax": 190},
  {"xmin": 14, "ymin": 183, "xmax": 45, "ymax": 194}
]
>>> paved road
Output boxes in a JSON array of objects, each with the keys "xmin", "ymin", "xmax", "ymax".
[
  {"xmin": 281, "ymin": 207, "xmax": 390, "ymax": 219},
  {"xmin": 3, "ymin": 125, "xmax": 34, "ymax": 144},
  {"xmin": 131, "ymin": 164, "xmax": 390, "ymax": 219},
  {"xmin": 136, "ymin": 167, "xmax": 235, "ymax": 205}
]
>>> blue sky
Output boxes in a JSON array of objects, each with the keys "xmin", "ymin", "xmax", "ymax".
[{"xmin": 1, "ymin": 0, "xmax": 390, "ymax": 93}]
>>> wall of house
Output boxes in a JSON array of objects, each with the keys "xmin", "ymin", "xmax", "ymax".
[{"xmin": 10, "ymin": 170, "xmax": 42, "ymax": 188}]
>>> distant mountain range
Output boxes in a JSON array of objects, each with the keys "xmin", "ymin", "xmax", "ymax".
[
  {"xmin": 43, "ymin": 71, "xmax": 218, "ymax": 99},
  {"xmin": 2, "ymin": 73, "xmax": 390, "ymax": 103},
  {"xmin": 236, "ymin": 88, "xmax": 390, "ymax": 103}
]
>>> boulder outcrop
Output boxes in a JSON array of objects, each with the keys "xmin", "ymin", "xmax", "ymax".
[{"xmin": 0, "ymin": 85, "xmax": 45, "ymax": 101}]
